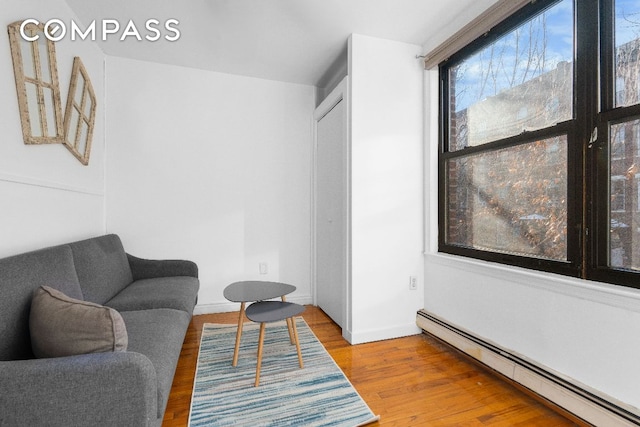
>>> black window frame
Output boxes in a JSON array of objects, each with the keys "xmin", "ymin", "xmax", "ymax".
[
  {"xmin": 589, "ymin": 0, "xmax": 640, "ymax": 287},
  {"xmin": 438, "ymin": 0, "xmax": 640, "ymax": 290}
]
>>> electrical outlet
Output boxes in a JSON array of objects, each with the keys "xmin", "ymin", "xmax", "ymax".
[
  {"xmin": 259, "ymin": 262, "xmax": 268, "ymax": 275},
  {"xmin": 409, "ymin": 276, "xmax": 417, "ymax": 290}
]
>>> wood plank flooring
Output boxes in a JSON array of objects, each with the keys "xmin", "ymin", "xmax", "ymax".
[{"xmin": 162, "ymin": 306, "xmax": 588, "ymax": 426}]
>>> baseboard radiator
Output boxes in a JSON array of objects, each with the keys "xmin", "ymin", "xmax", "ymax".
[{"xmin": 416, "ymin": 309, "xmax": 640, "ymax": 427}]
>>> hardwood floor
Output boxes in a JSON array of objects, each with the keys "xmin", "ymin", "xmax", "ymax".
[{"xmin": 162, "ymin": 306, "xmax": 588, "ymax": 426}]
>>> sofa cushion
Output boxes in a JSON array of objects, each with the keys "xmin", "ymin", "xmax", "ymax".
[
  {"xmin": 106, "ymin": 276, "xmax": 199, "ymax": 315},
  {"xmin": 69, "ymin": 234, "xmax": 133, "ymax": 305},
  {"xmin": 30, "ymin": 286, "xmax": 128, "ymax": 358},
  {"xmin": 120, "ymin": 308, "xmax": 191, "ymax": 419},
  {"xmin": 0, "ymin": 245, "xmax": 83, "ymax": 361}
]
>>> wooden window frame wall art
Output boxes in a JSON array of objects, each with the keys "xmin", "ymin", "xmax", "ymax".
[
  {"xmin": 63, "ymin": 57, "xmax": 96, "ymax": 165},
  {"xmin": 7, "ymin": 20, "xmax": 65, "ymax": 145}
]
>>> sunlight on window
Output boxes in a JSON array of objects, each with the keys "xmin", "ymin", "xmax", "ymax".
[
  {"xmin": 609, "ymin": 119, "xmax": 640, "ymax": 270},
  {"xmin": 449, "ymin": 0, "xmax": 573, "ymax": 150},
  {"xmin": 447, "ymin": 137, "xmax": 568, "ymax": 261},
  {"xmin": 615, "ymin": 0, "xmax": 640, "ymax": 107}
]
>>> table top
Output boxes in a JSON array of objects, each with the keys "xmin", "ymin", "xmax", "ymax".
[
  {"xmin": 245, "ymin": 301, "xmax": 305, "ymax": 323},
  {"xmin": 223, "ymin": 280, "xmax": 296, "ymax": 303}
]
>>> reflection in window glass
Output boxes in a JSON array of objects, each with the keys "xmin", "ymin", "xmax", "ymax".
[
  {"xmin": 611, "ymin": 124, "xmax": 626, "ymax": 159},
  {"xmin": 446, "ymin": 136, "xmax": 568, "ymax": 261},
  {"xmin": 609, "ymin": 119, "xmax": 640, "ymax": 270},
  {"xmin": 611, "ymin": 176, "xmax": 626, "ymax": 212},
  {"xmin": 449, "ymin": 0, "xmax": 573, "ymax": 150},
  {"xmin": 615, "ymin": 0, "xmax": 640, "ymax": 107}
]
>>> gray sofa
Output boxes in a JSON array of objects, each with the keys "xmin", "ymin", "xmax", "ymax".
[{"xmin": 0, "ymin": 234, "xmax": 199, "ymax": 426}]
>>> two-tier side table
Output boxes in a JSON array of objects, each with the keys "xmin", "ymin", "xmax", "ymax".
[{"xmin": 223, "ymin": 280, "xmax": 297, "ymax": 367}]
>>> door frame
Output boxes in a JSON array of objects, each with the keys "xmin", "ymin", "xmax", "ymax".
[{"xmin": 311, "ymin": 76, "xmax": 351, "ymax": 339}]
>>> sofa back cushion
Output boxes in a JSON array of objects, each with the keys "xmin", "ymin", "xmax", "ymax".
[
  {"xmin": 0, "ymin": 245, "xmax": 83, "ymax": 360},
  {"xmin": 70, "ymin": 234, "xmax": 133, "ymax": 305}
]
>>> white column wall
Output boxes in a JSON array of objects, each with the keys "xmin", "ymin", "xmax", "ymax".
[{"xmin": 347, "ymin": 34, "xmax": 424, "ymax": 343}]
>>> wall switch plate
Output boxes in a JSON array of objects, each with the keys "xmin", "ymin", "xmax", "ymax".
[{"xmin": 409, "ymin": 276, "xmax": 417, "ymax": 290}]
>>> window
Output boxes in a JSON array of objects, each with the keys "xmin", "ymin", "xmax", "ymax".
[
  {"xmin": 439, "ymin": 0, "xmax": 640, "ymax": 289},
  {"xmin": 595, "ymin": 0, "xmax": 640, "ymax": 283}
]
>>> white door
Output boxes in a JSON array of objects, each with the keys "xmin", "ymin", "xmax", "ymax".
[{"xmin": 315, "ymin": 98, "xmax": 345, "ymax": 328}]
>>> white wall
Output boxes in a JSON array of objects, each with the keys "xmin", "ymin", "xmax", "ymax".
[
  {"xmin": 105, "ymin": 57, "xmax": 315, "ymax": 311},
  {"xmin": 423, "ymin": 69, "xmax": 640, "ymax": 411},
  {"xmin": 347, "ymin": 34, "xmax": 424, "ymax": 344},
  {"xmin": 0, "ymin": 0, "xmax": 106, "ymax": 258}
]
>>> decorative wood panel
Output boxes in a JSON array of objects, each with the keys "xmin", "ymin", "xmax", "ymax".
[
  {"xmin": 63, "ymin": 57, "xmax": 96, "ymax": 165},
  {"xmin": 7, "ymin": 20, "xmax": 64, "ymax": 145}
]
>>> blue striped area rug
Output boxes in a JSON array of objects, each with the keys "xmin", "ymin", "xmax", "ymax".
[{"xmin": 188, "ymin": 318, "xmax": 379, "ymax": 427}]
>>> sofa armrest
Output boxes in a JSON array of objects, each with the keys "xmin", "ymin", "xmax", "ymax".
[
  {"xmin": 0, "ymin": 352, "xmax": 158, "ymax": 426},
  {"xmin": 127, "ymin": 253, "xmax": 199, "ymax": 280}
]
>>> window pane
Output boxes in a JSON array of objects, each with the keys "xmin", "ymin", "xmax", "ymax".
[
  {"xmin": 446, "ymin": 136, "xmax": 568, "ymax": 260},
  {"xmin": 615, "ymin": 0, "xmax": 640, "ymax": 107},
  {"xmin": 609, "ymin": 119, "xmax": 640, "ymax": 269},
  {"xmin": 449, "ymin": 0, "xmax": 573, "ymax": 151}
]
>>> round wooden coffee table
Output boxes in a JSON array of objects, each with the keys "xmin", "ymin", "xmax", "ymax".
[{"xmin": 223, "ymin": 281, "xmax": 296, "ymax": 367}]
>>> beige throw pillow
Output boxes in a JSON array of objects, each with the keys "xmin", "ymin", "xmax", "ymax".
[{"xmin": 30, "ymin": 286, "xmax": 128, "ymax": 358}]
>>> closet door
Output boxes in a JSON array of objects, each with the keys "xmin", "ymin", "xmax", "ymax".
[{"xmin": 315, "ymin": 98, "xmax": 346, "ymax": 328}]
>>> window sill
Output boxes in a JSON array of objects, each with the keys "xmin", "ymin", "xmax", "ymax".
[{"xmin": 424, "ymin": 251, "xmax": 640, "ymax": 313}]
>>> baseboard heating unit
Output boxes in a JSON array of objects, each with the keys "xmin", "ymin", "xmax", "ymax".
[{"xmin": 416, "ymin": 309, "xmax": 640, "ymax": 427}]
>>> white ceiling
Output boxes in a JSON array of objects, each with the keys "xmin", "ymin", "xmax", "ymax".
[{"xmin": 64, "ymin": 0, "xmax": 497, "ymax": 87}]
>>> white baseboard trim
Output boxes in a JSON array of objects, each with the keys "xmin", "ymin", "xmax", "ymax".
[
  {"xmin": 193, "ymin": 301, "xmax": 237, "ymax": 315},
  {"xmin": 194, "ymin": 294, "xmax": 314, "ymax": 315},
  {"xmin": 345, "ymin": 323, "xmax": 421, "ymax": 345},
  {"xmin": 416, "ymin": 309, "xmax": 640, "ymax": 427}
]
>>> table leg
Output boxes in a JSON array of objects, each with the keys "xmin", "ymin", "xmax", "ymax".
[
  {"xmin": 281, "ymin": 296, "xmax": 295, "ymax": 344},
  {"xmin": 255, "ymin": 322, "xmax": 266, "ymax": 387},
  {"xmin": 291, "ymin": 317, "xmax": 304, "ymax": 369},
  {"xmin": 232, "ymin": 302, "xmax": 245, "ymax": 367}
]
